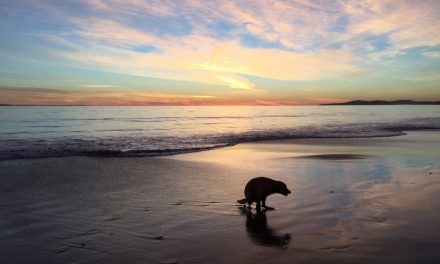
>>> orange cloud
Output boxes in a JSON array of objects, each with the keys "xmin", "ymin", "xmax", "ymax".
[
  {"xmin": 0, "ymin": 87, "xmax": 344, "ymax": 106},
  {"xmin": 215, "ymin": 75, "xmax": 257, "ymax": 90}
]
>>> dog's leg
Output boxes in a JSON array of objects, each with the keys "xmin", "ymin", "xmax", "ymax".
[
  {"xmin": 256, "ymin": 200, "xmax": 261, "ymax": 212},
  {"xmin": 262, "ymin": 197, "xmax": 274, "ymax": 210}
]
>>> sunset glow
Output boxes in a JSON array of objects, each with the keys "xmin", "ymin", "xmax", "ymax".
[{"xmin": 1, "ymin": 0, "xmax": 439, "ymax": 105}]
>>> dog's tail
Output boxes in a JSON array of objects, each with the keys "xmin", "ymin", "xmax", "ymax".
[{"xmin": 237, "ymin": 198, "xmax": 247, "ymax": 204}]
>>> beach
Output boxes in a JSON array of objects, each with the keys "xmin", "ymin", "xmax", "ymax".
[{"xmin": 1, "ymin": 131, "xmax": 439, "ymax": 264}]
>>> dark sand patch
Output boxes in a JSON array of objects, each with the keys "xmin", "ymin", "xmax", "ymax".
[{"xmin": 291, "ymin": 154, "xmax": 371, "ymax": 160}]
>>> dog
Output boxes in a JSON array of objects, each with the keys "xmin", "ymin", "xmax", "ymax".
[{"xmin": 237, "ymin": 177, "xmax": 291, "ymax": 211}]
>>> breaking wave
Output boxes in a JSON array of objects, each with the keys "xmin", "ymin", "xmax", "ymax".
[{"xmin": 1, "ymin": 117, "xmax": 439, "ymax": 160}]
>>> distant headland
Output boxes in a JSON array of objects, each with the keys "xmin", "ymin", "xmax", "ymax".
[{"xmin": 321, "ymin": 100, "xmax": 440, "ymax": 105}]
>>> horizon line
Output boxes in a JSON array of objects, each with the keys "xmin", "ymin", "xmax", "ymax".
[{"xmin": 1, "ymin": 100, "xmax": 440, "ymax": 107}]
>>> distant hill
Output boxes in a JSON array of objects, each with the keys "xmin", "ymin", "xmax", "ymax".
[{"xmin": 321, "ymin": 100, "xmax": 440, "ymax": 105}]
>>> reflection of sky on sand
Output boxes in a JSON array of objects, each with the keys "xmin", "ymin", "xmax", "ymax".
[
  {"xmin": 174, "ymin": 131, "xmax": 440, "ymax": 258},
  {"xmin": 280, "ymin": 155, "xmax": 440, "ymax": 256},
  {"xmin": 173, "ymin": 131, "xmax": 440, "ymax": 167}
]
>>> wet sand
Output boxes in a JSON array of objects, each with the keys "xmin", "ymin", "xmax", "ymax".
[{"xmin": 1, "ymin": 131, "xmax": 439, "ymax": 264}]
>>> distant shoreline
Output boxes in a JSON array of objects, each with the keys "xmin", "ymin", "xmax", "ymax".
[{"xmin": 321, "ymin": 100, "xmax": 440, "ymax": 105}]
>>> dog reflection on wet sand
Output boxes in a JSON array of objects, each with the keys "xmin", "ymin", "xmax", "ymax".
[{"xmin": 239, "ymin": 207, "xmax": 291, "ymax": 248}]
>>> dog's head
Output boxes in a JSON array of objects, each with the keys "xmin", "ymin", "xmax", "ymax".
[{"xmin": 275, "ymin": 181, "xmax": 291, "ymax": 196}]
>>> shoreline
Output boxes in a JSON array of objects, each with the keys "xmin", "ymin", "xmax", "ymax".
[{"xmin": 1, "ymin": 129, "xmax": 439, "ymax": 161}]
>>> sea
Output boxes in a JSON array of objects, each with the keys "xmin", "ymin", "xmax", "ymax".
[{"xmin": 1, "ymin": 105, "xmax": 439, "ymax": 160}]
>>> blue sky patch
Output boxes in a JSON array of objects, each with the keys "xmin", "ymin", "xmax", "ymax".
[
  {"xmin": 240, "ymin": 33, "xmax": 285, "ymax": 50},
  {"xmin": 207, "ymin": 20, "xmax": 239, "ymax": 39},
  {"xmin": 132, "ymin": 45, "xmax": 161, "ymax": 54}
]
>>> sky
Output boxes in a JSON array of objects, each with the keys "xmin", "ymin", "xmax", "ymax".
[{"xmin": 0, "ymin": 0, "xmax": 439, "ymax": 105}]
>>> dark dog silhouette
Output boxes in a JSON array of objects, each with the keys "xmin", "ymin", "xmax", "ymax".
[{"xmin": 237, "ymin": 177, "xmax": 291, "ymax": 211}]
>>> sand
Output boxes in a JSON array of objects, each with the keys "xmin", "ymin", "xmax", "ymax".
[{"xmin": 0, "ymin": 131, "xmax": 439, "ymax": 264}]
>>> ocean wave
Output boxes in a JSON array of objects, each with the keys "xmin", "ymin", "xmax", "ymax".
[{"xmin": 1, "ymin": 118, "xmax": 439, "ymax": 160}]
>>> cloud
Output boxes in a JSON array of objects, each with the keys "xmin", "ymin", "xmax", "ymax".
[
  {"xmin": 27, "ymin": 1, "xmax": 440, "ymax": 76},
  {"xmin": 343, "ymin": 0, "xmax": 440, "ymax": 51},
  {"xmin": 44, "ymin": 0, "xmax": 438, "ymax": 84},
  {"xmin": 80, "ymin": 0, "xmax": 174, "ymax": 16},
  {"xmin": 0, "ymin": 86, "xmax": 220, "ymax": 105},
  {"xmin": 54, "ymin": 20, "xmax": 364, "ymax": 86},
  {"xmin": 369, "ymin": 49, "xmax": 405, "ymax": 61},
  {"xmin": 71, "ymin": 18, "xmax": 159, "ymax": 48},
  {"xmin": 216, "ymin": 75, "xmax": 256, "ymax": 90},
  {"xmin": 422, "ymin": 51, "xmax": 440, "ymax": 59},
  {"xmin": 403, "ymin": 72, "xmax": 440, "ymax": 81},
  {"xmin": 19, "ymin": 0, "xmax": 440, "ymax": 55},
  {"xmin": 81, "ymin": 84, "xmax": 118, "ymax": 88},
  {"xmin": 0, "ymin": 86, "xmax": 342, "ymax": 105}
]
